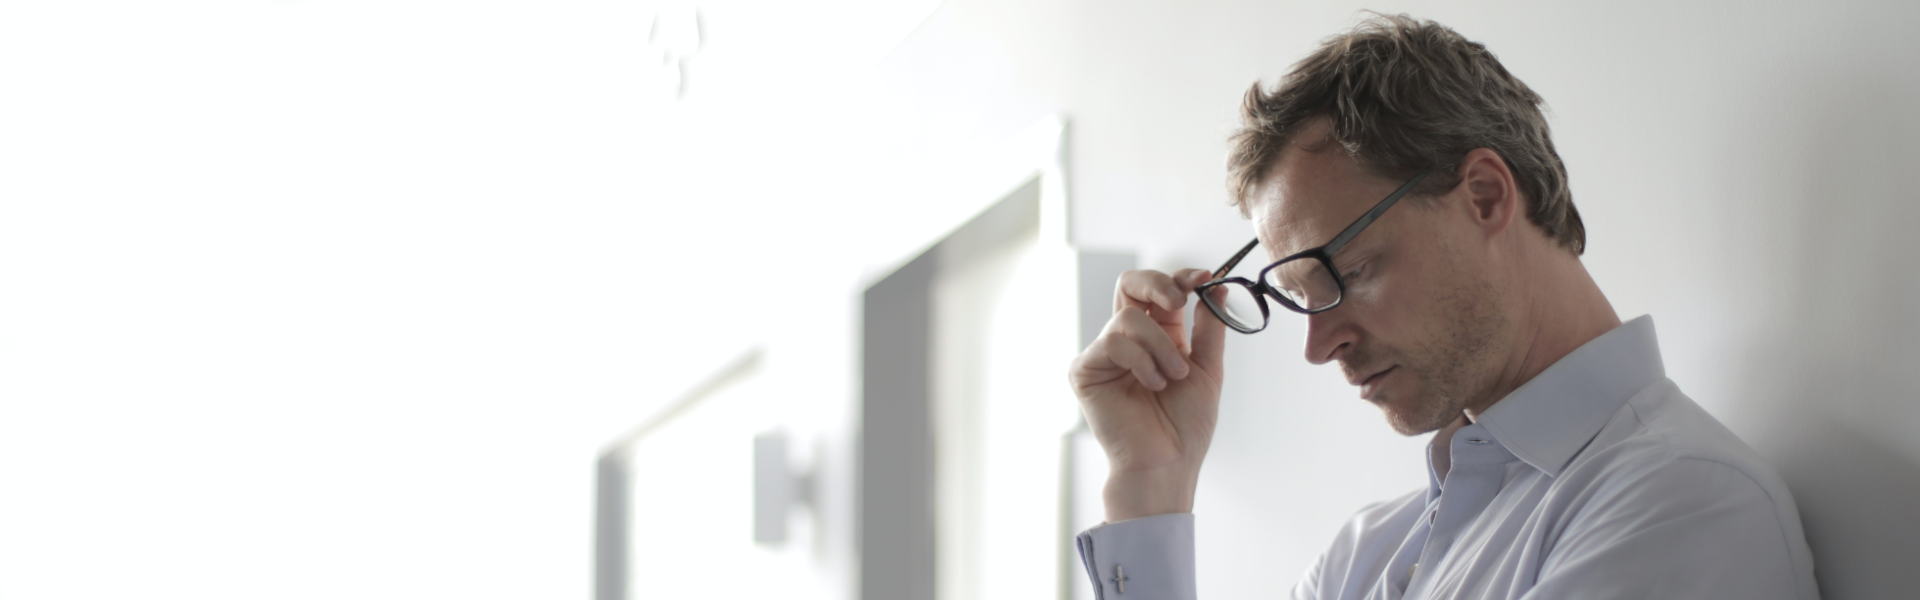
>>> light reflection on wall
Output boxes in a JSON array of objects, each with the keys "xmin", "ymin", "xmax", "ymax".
[
  {"xmin": 975, "ymin": 228, "xmax": 1080, "ymax": 600},
  {"xmin": 620, "ymin": 368, "xmax": 832, "ymax": 599},
  {"xmin": 928, "ymin": 184, "xmax": 1080, "ymax": 600}
]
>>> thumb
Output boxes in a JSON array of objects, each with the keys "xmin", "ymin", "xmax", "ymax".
[{"xmin": 1189, "ymin": 276, "xmax": 1228, "ymax": 373}]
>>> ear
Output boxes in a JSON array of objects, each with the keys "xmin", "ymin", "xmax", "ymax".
[{"xmin": 1454, "ymin": 148, "xmax": 1521, "ymax": 238}]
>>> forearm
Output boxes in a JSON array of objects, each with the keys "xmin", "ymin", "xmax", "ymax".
[{"xmin": 1103, "ymin": 466, "xmax": 1199, "ymax": 522}]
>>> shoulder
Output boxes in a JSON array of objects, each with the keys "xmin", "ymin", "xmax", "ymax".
[
  {"xmin": 1567, "ymin": 378, "xmax": 1792, "ymax": 505},
  {"xmin": 1543, "ymin": 379, "xmax": 1817, "ymax": 597}
]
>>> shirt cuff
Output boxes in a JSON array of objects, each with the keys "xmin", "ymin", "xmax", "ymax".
[{"xmin": 1075, "ymin": 513, "xmax": 1196, "ymax": 600}]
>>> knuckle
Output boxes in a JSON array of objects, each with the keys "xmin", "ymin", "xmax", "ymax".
[
  {"xmin": 1121, "ymin": 269, "xmax": 1171, "ymax": 287},
  {"xmin": 1121, "ymin": 323, "xmax": 1160, "ymax": 346},
  {"xmin": 1071, "ymin": 343, "xmax": 1099, "ymax": 363},
  {"xmin": 1091, "ymin": 331, "xmax": 1136, "ymax": 360},
  {"xmin": 1084, "ymin": 333, "xmax": 1117, "ymax": 358},
  {"xmin": 1126, "ymin": 329, "xmax": 1174, "ymax": 356},
  {"xmin": 1113, "ymin": 315, "xmax": 1156, "ymax": 339}
]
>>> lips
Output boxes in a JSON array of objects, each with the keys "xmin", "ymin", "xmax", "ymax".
[{"xmin": 1356, "ymin": 366, "xmax": 1395, "ymax": 400}]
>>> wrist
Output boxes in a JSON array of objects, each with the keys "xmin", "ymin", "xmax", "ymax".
[{"xmin": 1102, "ymin": 466, "xmax": 1197, "ymax": 522}]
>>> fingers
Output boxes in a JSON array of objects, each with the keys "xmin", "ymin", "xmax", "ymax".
[
  {"xmin": 1170, "ymin": 268, "xmax": 1214, "ymax": 292},
  {"xmin": 1114, "ymin": 270, "xmax": 1189, "ymax": 315},
  {"xmin": 1073, "ymin": 304, "xmax": 1194, "ymax": 392},
  {"xmin": 1114, "ymin": 268, "xmax": 1219, "ymax": 309},
  {"xmin": 1080, "ymin": 267, "xmax": 1224, "ymax": 391},
  {"xmin": 1090, "ymin": 307, "xmax": 1190, "ymax": 392},
  {"xmin": 1112, "ymin": 306, "xmax": 1190, "ymax": 381},
  {"xmin": 1190, "ymin": 283, "xmax": 1228, "ymax": 372},
  {"xmin": 1099, "ymin": 331, "xmax": 1170, "ymax": 390}
]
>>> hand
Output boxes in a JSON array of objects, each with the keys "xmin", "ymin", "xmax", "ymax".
[{"xmin": 1068, "ymin": 268, "xmax": 1226, "ymax": 522}]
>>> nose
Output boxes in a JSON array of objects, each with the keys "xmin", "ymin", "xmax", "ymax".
[{"xmin": 1303, "ymin": 309, "xmax": 1359, "ymax": 365}]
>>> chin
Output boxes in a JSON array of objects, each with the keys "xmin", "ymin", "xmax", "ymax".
[
  {"xmin": 1376, "ymin": 392, "xmax": 1454, "ymax": 436},
  {"xmin": 1382, "ymin": 412, "xmax": 1440, "ymax": 436}
]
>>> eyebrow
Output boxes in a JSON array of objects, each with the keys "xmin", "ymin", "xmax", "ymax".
[{"xmin": 1329, "ymin": 235, "xmax": 1388, "ymax": 269}]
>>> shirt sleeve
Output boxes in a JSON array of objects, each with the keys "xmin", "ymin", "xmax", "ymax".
[
  {"xmin": 1075, "ymin": 513, "xmax": 1196, "ymax": 600},
  {"xmin": 1523, "ymin": 458, "xmax": 1815, "ymax": 600}
]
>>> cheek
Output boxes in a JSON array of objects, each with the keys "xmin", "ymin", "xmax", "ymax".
[{"xmin": 1348, "ymin": 253, "xmax": 1455, "ymax": 343}]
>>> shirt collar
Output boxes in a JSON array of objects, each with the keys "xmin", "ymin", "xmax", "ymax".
[{"xmin": 1471, "ymin": 315, "xmax": 1665, "ymax": 477}]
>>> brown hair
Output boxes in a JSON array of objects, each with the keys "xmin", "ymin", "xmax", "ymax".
[{"xmin": 1227, "ymin": 13, "xmax": 1584, "ymax": 254}]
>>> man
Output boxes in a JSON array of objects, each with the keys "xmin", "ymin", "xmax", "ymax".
[{"xmin": 1068, "ymin": 14, "xmax": 1818, "ymax": 600}]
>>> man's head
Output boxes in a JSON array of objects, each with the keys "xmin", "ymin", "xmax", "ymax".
[
  {"xmin": 1229, "ymin": 14, "xmax": 1581, "ymax": 253},
  {"xmin": 1230, "ymin": 15, "xmax": 1591, "ymax": 435}
]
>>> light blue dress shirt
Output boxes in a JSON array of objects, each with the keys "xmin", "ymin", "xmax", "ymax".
[{"xmin": 1076, "ymin": 316, "xmax": 1819, "ymax": 599}]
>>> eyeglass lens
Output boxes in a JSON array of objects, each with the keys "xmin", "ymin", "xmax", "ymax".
[
  {"xmin": 1265, "ymin": 257, "xmax": 1342, "ymax": 312},
  {"xmin": 1210, "ymin": 281, "xmax": 1266, "ymax": 331}
]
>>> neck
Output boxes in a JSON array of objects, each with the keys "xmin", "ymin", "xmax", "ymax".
[{"xmin": 1465, "ymin": 249, "xmax": 1620, "ymax": 419}]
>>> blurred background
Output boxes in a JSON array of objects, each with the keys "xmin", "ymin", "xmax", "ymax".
[{"xmin": 2, "ymin": 1, "xmax": 1917, "ymax": 599}]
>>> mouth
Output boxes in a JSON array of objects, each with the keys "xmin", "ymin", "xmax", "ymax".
[{"xmin": 1355, "ymin": 366, "xmax": 1396, "ymax": 401}]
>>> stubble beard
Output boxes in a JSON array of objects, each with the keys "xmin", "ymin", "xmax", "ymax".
[{"xmin": 1359, "ymin": 273, "xmax": 1508, "ymax": 436}]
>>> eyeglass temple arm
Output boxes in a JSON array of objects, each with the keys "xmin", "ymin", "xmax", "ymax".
[
  {"xmin": 1322, "ymin": 168, "xmax": 1437, "ymax": 256},
  {"xmin": 1213, "ymin": 239, "xmax": 1261, "ymax": 278}
]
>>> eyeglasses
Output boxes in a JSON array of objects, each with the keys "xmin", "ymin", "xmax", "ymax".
[{"xmin": 1197, "ymin": 168, "xmax": 1436, "ymax": 334}]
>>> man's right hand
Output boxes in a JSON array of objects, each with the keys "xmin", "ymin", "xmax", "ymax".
[{"xmin": 1068, "ymin": 268, "xmax": 1228, "ymax": 523}]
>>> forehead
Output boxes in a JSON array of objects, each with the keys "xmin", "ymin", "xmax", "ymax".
[{"xmin": 1246, "ymin": 139, "xmax": 1388, "ymax": 260}]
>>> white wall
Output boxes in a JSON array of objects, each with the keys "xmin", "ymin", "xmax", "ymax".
[{"xmin": 0, "ymin": 2, "xmax": 926, "ymax": 599}]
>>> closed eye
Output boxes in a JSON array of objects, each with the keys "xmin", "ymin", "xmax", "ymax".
[
  {"xmin": 1340, "ymin": 262, "xmax": 1366, "ymax": 282},
  {"xmin": 1335, "ymin": 249, "xmax": 1381, "ymax": 283}
]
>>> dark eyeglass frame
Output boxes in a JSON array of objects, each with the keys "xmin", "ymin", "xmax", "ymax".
[{"xmin": 1197, "ymin": 167, "xmax": 1437, "ymax": 333}]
